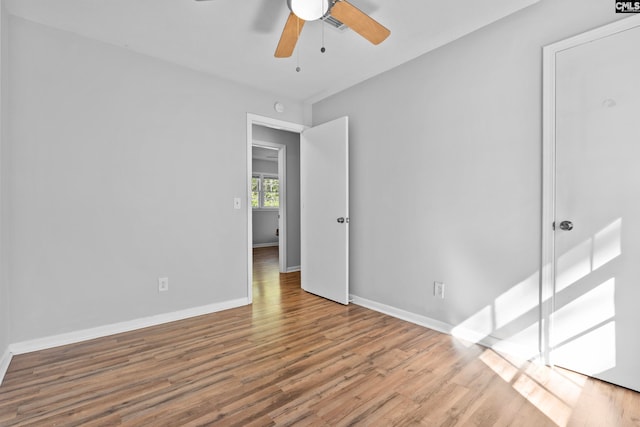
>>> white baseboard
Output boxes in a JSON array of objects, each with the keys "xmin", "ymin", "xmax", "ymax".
[
  {"xmin": 350, "ymin": 295, "xmax": 454, "ymax": 335},
  {"xmin": 0, "ymin": 348, "xmax": 12, "ymax": 386},
  {"xmin": 286, "ymin": 265, "xmax": 301, "ymax": 273},
  {"xmin": 350, "ymin": 294, "xmax": 539, "ymax": 361},
  {"xmin": 9, "ymin": 298, "xmax": 250, "ymax": 356},
  {"xmin": 253, "ymin": 243, "xmax": 278, "ymax": 248}
]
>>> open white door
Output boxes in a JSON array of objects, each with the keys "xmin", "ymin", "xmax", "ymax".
[{"xmin": 301, "ymin": 117, "xmax": 349, "ymax": 305}]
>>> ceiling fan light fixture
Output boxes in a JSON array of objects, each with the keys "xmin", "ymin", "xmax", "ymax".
[{"xmin": 287, "ymin": 0, "xmax": 329, "ymax": 21}]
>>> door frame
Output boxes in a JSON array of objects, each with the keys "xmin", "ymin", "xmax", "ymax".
[
  {"xmin": 541, "ymin": 15, "xmax": 640, "ymax": 366},
  {"xmin": 246, "ymin": 113, "xmax": 305, "ymax": 303}
]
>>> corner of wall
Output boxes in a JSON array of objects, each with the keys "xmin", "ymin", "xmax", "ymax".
[
  {"xmin": 0, "ymin": 0, "xmax": 11, "ymax": 385},
  {"xmin": 302, "ymin": 101, "xmax": 313, "ymax": 127}
]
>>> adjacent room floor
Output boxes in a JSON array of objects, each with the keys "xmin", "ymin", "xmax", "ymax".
[{"xmin": 0, "ymin": 246, "xmax": 638, "ymax": 426}]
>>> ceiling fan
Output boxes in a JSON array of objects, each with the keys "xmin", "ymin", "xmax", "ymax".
[
  {"xmin": 275, "ymin": 0, "xmax": 390, "ymax": 58},
  {"xmin": 196, "ymin": 0, "xmax": 391, "ymax": 58}
]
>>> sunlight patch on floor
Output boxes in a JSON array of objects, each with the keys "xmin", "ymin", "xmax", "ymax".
[
  {"xmin": 512, "ymin": 372, "xmax": 572, "ymax": 427},
  {"xmin": 479, "ymin": 348, "xmax": 588, "ymax": 427}
]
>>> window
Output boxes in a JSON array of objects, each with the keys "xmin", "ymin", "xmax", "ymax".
[{"xmin": 252, "ymin": 174, "xmax": 279, "ymax": 209}]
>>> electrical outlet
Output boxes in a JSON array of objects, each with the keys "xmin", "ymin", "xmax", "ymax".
[
  {"xmin": 158, "ymin": 277, "xmax": 169, "ymax": 292},
  {"xmin": 434, "ymin": 281, "xmax": 445, "ymax": 299}
]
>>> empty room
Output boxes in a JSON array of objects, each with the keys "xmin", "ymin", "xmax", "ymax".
[{"xmin": 1, "ymin": 0, "xmax": 639, "ymax": 425}]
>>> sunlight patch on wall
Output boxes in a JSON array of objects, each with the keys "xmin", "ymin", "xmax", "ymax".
[
  {"xmin": 556, "ymin": 239, "xmax": 592, "ymax": 294},
  {"xmin": 451, "ymin": 305, "xmax": 493, "ymax": 346},
  {"xmin": 553, "ymin": 321, "xmax": 616, "ymax": 376},
  {"xmin": 494, "ymin": 272, "xmax": 539, "ymax": 329},
  {"xmin": 592, "ymin": 219, "xmax": 622, "ymax": 270},
  {"xmin": 451, "ymin": 273, "xmax": 540, "ymax": 358},
  {"xmin": 491, "ymin": 321, "xmax": 540, "ymax": 360},
  {"xmin": 551, "ymin": 279, "xmax": 616, "ymax": 375},
  {"xmin": 556, "ymin": 218, "xmax": 622, "ymax": 293},
  {"xmin": 552, "ymin": 278, "xmax": 615, "ymax": 346}
]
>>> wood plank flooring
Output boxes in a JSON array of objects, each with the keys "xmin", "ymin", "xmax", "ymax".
[{"xmin": 1, "ymin": 246, "xmax": 639, "ymax": 426}]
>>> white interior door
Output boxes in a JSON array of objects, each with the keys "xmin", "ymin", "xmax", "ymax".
[
  {"xmin": 552, "ymin": 21, "xmax": 640, "ymax": 391},
  {"xmin": 300, "ymin": 117, "xmax": 349, "ymax": 304}
]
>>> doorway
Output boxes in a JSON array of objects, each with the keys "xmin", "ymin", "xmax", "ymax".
[
  {"xmin": 246, "ymin": 114, "xmax": 305, "ymax": 303},
  {"xmin": 252, "ymin": 142, "xmax": 286, "ymax": 269}
]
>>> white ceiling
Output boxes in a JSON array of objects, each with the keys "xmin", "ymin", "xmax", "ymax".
[{"xmin": 4, "ymin": 0, "xmax": 538, "ymax": 103}]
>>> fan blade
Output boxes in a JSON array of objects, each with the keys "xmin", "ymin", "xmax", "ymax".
[
  {"xmin": 275, "ymin": 12, "xmax": 306, "ymax": 58},
  {"xmin": 330, "ymin": 1, "xmax": 390, "ymax": 45}
]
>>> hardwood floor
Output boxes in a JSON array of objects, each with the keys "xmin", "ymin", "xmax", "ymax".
[{"xmin": 1, "ymin": 246, "xmax": 639, "ymax": 426}]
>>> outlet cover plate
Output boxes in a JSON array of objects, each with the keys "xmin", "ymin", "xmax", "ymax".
[{"xmin": 434, "ymin": 281, "xmax": 445, "ymax": 299}]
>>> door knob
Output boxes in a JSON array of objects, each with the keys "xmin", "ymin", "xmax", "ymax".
[
  {"xmin": 559, "ymin": 220, "xmax": 574, "ymax": 231},
  {"xmin": 337, "ymin": 217, "xmax": 345, "ymax": 223}
]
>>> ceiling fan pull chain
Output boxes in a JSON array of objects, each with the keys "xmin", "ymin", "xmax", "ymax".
[
  {"xmin": 321, "ymin": 0, "xmax": 326, "ymax": 53},
  {"xmin": 296, "ymin": 17, "xmax": 301, "ymax": 72}
]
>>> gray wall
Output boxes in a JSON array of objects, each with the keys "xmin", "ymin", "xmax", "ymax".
[
  {"xmin": 5, "ymin": 15, "xmax": 303, "ymax": 343},
  {"xmin": 253, "ymin": 125, "xmax": 301, "ymax": 269},
  {"xmin": 0, "ymin": 2, "xmax": 8, "ymax": 359},
  {"xmin": 252, "ymin": 211, "xmax": 279, "ymax": 246},
  {"xmin": 252, "ymin": 157, "xmax": 279, "ymax": 246},
  {"xmin": 313, "ymin": 0, "xmax": 624, "ymax": 352}
]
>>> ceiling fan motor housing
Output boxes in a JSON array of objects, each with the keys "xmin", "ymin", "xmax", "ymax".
[{"xmin": 287, "ymin": 0, "xmax": 330, "ymax": 21}]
